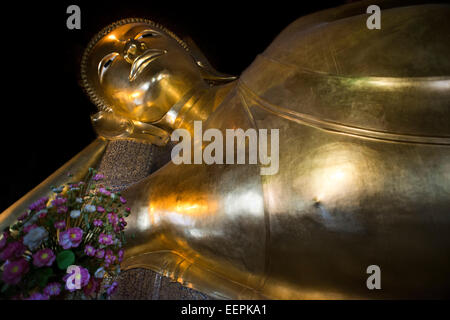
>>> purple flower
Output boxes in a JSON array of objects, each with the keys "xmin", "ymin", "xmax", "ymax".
[
  {"xmin": 93, "ymin": 219, "xmax": 103, "ymax": 227},
  {"xmin": 26, "ymin": 292, "xmax": 49, "ymax": 300},
  {"xmin": 84, "ymin": 278, "xmax": 100, "ymax": 296},
  {"xmin": 43, "ymin": 282, "xmax": 61, "ymax": 297},
  {"xmin": 23, "ymin": 224, "xmax": 38, "ymax": 233},
  {"xmin": 107, "ymin": 213, "xmax": 118, "ymax": 226},
  {"xmin": 59, "ymin": 227, "xmax": 83, "ymax": 249},
  {"xmin": 29, "ymin": 197, "xmax": 48, "ymax": 211},
  {"xmin": 57, "ymin": 206, "xmax": 68, "ymax": 214},
  {"xmin": 33, "ymin": 248, "xmax": 56, "ymax": 267},
  {"xmin": 119, "ymin": 218, "xmax": 127, "ymax": 231},
  {"xmin": 1, "ymin": 258, "xmax": 29, "ymax": 284},
  {"xmin": 104, "ymin": 250, "xmax": 116, "ymax": 267},
  {"xmin": 84, "ymin": 245, "xmax": 96, "ymax": 257},
  {"xmin": 98, "ymin": 188, "xmax": 111, "ymax": 197},
  {"xmin": 54, "ymin": 220, "xmax": 66, "ymax": 230},
  {"xmin": 18, "ymin": 211, "xmax": 29, "ymax": 221},
  {"xmin": 0, "ymin": 241, "xmax": 25, "ymax": 261},
  {"xmin": 120, "ymin": 196, "xmax": 127, "ymax": 204},
  {"xmin": 118, "ymin": 249, "xmax": 124, "ymax": 262},
  {"xmin": 92, "ymin": 173, "xmax": 104, "ymax": 181},
  {"xmin": 51, "ymin": 197, "xmax": 66, "ymax": 207},
  {"xmin": 63, "ymin": 266, "xmax": 90, "ymax": 292},
  {"xmin": 98, "ymin": 233, "xmax": 113, "ymax": 246},
  {"xmin": 106, "ymin": 281, "xmax": 118, "ymax": 296},
  {"xmin": 95, "ymin": 249, "xmax": 105, "ymax": 259},
  {"xmin": 97, "ymin": 206, "xmax": 105, "ymax": 213}
]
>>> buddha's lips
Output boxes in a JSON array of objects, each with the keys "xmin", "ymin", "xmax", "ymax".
[{"xmin": 129, "ymin": 49, "xmax": 167, "ymax": 82}]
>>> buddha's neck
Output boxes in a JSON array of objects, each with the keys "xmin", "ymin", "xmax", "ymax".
[{"xmin": 158, "ymin": 82, "xmax": 236, "ymax": 134}]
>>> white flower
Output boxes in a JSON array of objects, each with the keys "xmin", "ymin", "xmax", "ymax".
[
  {"xmin": 52, "ymin": 186, "xmax": 64, "ymax": 193},
  {"xmin": 23, "ymin": 227, "xmax": 48, "ymax": 251},
  {"xmin": 84, "ymin": 204, "xmax": 96, "ymax": 213},
  {"xmin": 110, "ymin": 193, "xmax": 117, "ymax": 200},
  {"xmin": 76, "ymin": 197, "xmax": 83, "ymax": 204},
  {"xmin": 94, "ymin": 267, "xmax": 105, "ymax": 279},
  {"xmin": 23, "ymin": 212, "xmax": 40, "ymax": 227},
  {"xmin": 70, "ymin": 210, "xmax": 81, "ymax": 219}
]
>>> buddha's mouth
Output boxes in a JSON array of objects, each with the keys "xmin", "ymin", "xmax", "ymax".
[{"xmin": 129, "ymin": 49, "xmax": 167, "ymax": 82}]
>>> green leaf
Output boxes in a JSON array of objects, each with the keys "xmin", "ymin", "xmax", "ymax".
[
  {"xmin": 36, "ymin": 267, "xmax": 53, "ymax": 288},
  {"xmin": 56, "ymin": 250, "xmax": 75, "ymax": 270},
  {"xmin": 84, "ymin": 213, "xmax": 90, "ymax": 229},
  {"xmin": 1, "ymin": 283, "xmax": 9, "ymax": 293}
]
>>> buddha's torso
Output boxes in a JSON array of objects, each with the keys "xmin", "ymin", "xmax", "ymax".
[{"xmin": 122, "ymin": 3, "xmax": 450, "ymax": 299}]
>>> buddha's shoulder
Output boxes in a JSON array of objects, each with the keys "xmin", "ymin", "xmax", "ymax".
[
  {"xmin": 237, "ymin": 3, "xmax": 450, "ymax": 143},
  {"xmin": 257, "ymin": 3, "xmax": 450, "ymax": 78}
]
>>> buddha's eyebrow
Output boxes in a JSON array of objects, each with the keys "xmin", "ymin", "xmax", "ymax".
[{"xmin": 134, "ymin": 29, "xmax": 163, "ymax": 40}]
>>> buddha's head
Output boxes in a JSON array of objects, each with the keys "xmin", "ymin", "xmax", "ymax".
[{"xmin": 81, "ymin": 18, "xmax": 235, "ymax": 131}]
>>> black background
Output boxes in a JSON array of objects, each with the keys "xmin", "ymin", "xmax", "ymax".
[{"xmin": 1, "ymin": 0, "xmax": 355, "ymax": 212}]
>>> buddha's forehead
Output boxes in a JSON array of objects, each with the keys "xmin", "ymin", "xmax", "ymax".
[
  {"xmin": 104, "ymin": 23, "xmax": 163, "ymax": 41},
  {"xmin": 92, "ymin": 22, "xmax": 183, "ymax": 59}
]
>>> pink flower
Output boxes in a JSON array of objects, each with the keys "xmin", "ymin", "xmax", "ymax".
[
  {"xmin": 43, "ymin": 282, "xmax": 61, "ymax": 296},
  {"xmin": 26, "ymin": 292, "xmax": 49, "ymax": 300},
  {"xmin": 57, "ymin": 206, "xmax": 68, "ymax": 214},
  {"xmin": 63, "ymin": 266, "xmax": 90, "ymax": 292},
  {"xmin": 125, "ymin": 207, "xmax": 131, "ymax": 213},
  {"xmin": 92, "ymin": 173, "xmax": 104, "ymax": 181},
  {"xmin": 97, "ymin": 206, "xmax": 105, "ymax": 213},
  {"xmin": 23, "ymin": 224, "xmax": 38, "ymax": 233},
  {"xmin": 33, "ymin": 248, "xmax": 56, "ymax": 267},
  {"xmin": 83, "ymin": 278, "xmax": 100, "ymax": 296},
  {"xmin": 120, "ymin": 196, "xmax": 127, "ymax": 204},
  {"xmin": 95, "ymin": 249, "xmax": 105, "ymax": 259},
  {"xmin": 29, "ymin": 197, "xmax": 48, "ymax": 211},
  {"xmin": 1, "ymin": 258, "xmax": 29, "ymax": 284},
  {"xmin": 98, "ymin": 188, "xmax": 111, "ymax": 197},
  {"xmin": 51, "ymin": 197, "xmax": 66, "ymax": 207},
  {"xmin": 54, "ymin": 220, "xmax": 66, "ymax": 230},
  {"xmin": 38, "ymin": 210, "xmax": 48, "ymax": 219},
  {"xmin": 0, "ymin": 241, "xmax": 25, "ymax": 261},
  {"xmin": 93, "ymin": 219, "xmax": 103, "ymax": 227},
  {"xmin": 59, "ymin": 227, "xmax": 83, "ymax": 249},
  {"xmin": 98, "ymin": 233, "xmax": 113, "ymax": 246},
  {"xmin": 107, "ymin": 212, "xmax": 118, "ymax": 226},
  {"xmin": 84, "ymin": 245, "xmax": 96, "ymax": 257}
]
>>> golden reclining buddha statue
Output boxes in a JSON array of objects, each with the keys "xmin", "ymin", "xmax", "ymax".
[{"xmin": 1, "ymin": 0, "xmax": 450, "ymax": 299}]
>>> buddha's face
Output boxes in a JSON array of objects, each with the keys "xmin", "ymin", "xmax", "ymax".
[{"xmin": 82, "ymin": 21, "xmax": 205, "ymax": 123}]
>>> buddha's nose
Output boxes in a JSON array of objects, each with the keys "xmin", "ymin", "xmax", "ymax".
[{"xmin": 123, "ymin": 39, "xmax": 147, "ymax": 64}]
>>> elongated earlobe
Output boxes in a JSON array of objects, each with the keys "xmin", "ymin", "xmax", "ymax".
[{"xmin": 183, "ymin": 36, "xmax": 238, "ymax": 85}]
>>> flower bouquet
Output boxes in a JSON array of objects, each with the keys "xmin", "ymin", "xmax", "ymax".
[{"xmin": 0, "ymin": 168, "xmax": 130, "ymax": 300}]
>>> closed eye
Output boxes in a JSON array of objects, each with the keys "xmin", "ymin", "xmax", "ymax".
[
  {"xmin": 134, "ymin": 29, "xmax": 163, "ymax": 40},
  {"xmin": 98, "ymin": 52, "xmax": 119, "ymax": 83}
]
